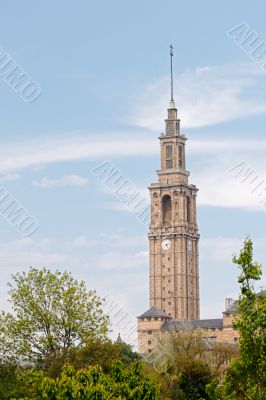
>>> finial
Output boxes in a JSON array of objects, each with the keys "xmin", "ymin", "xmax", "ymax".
[
  {"xmin": 169, "ymin": 44, "xmax": 176, "ymax": 109},
  {"xmin": 169, "ymin": 44, "xmax": 174, "ymax": 101}
]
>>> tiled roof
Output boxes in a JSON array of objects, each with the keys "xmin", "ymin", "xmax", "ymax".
[
  {"xmin": 138, "ymin": 306, "xmax": 170, "ymax": 319},
  {"xmin": 161, "ymin": 318, "xmax": 223, "ymax": 331}
]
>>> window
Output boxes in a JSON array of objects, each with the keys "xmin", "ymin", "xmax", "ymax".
[
  {"xmin": 148, "ymin": 349, "xmax": 152, "ymax": 353},
  {"xmin": 168, "ymin": 301, "xmax": 171, "ymax": 305},
  {"xmin": 148, "ymin": 340, "xmax": 152, "ymax": 345},
  {"xmin": 226, "ymin": 313, "xmax": 230, "ymax": 317},
  {"xmin": 166, "ymin": 145, "xmax": 173, "ymax": 158},
  {"xmin": 210, "ymin": 336, "xmax": 217, "ymax": 341},
  {"xmin": 234, "ymin": 337, "xmax": 238, "ymax": 342},
  {"xmin": 179, "ymin": 145, "xmax": 183, "ymax": 169},
  {"xmin": 166, "ymin": 121, "xmax": 174, "ymax": 135},
  {"xmin": 166, "ymin": 159, "xmax": 173, "ymax": 168},
  {"xmin": 168, "ymin": 280, "xmax": 171, "ymax": 283},
  {"xmin": 187, "ymin": 196, "xmax": 191, "ymax": 223},
  {"xmin": 168, "ymin": 256, "xmax": 170, "ymax": 261},
  {"xmin": 148, "ymin": 331, "xmax": 152, "ymax": 334},
  {"xmin": 162, "ymin": 195, "xmax": 172, "ymax": 226}
]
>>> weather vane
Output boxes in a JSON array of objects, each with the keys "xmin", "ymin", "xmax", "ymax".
[{"xmin": 169, "ymin": 44, "xmax": 174, "ymax": 101}]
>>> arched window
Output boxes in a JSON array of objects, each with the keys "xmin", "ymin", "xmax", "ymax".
[
  {"xmin": 162, "ymin": 195, "xmax": 172, "ymax": 226},
  {"xmin": 179, "ymin": 145, "xmax": 183, "ymax": 170},
  {"xmin": 187, "ymin": 195, "xmax": 191, "ymax": 223}
]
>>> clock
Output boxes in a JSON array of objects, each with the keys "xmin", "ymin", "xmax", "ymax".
[
  {"xmin": 162, "ymin": 239, "xmax": 171, "ymax": 250},
  {"xmin": 187, "ymin": 240, "xmax": 192, "ymax": 252}
]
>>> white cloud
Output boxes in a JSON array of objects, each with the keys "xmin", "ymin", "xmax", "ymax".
[
  {"xmin": 98, "ymin": 250, "xmax": 148, "ymax": 270},
  {"xmin": 33, "ymin": 174, "xmax": 89, "ymax": 188},
  {"xmin": 0, "ymin": 133, "xmax": 157, "ymax": 175},
  {"xmin": 130, "ymin": 63, "xmax": 266, "ymax": 129},
  {"xmin": 0, "ymin": 173, "xmax": 20, "ymax": 182},
  {"xmin": 200, "ymin": 237, "xmax": 243, "ymax": 262},
  {"xmin": 189, "ymin": 139, "xmax": 266, "ymax": 155},
  {"xmin": 0, "ymin": 132, "xmax": 266, "ymax": 181},
  {"xmin": 192, "ymin": 152, "xmax": 266, "ymax": 211},
  {"xmin": 72, "ymin": 236, "xmax": 98, "ymax": 247}
]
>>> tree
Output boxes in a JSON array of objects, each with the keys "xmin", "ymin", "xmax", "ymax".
[
  {"xmin": 40, "ymin": 338, "xmax": 141, "ymax": 378},
  {"xmin": 0, "ymin": 363, "xmax": 26, "ymax": 400},
  {"xmin": 208, "ymin": 238, "xmax": 266, "ymax": 400},
  {"xmin": 117, "ymin": 342, "xmax": 140, "ymax": 365},
  {"xmin": 17, "ymin": 361, "xmax": 161, "ymax": 399},
  {"xmin": 149, "ymin": 326, "xmax": 216, "ymax": 399},
  {"xmin": 151, "ymin": 325, "xmax": 210, "ymax": 377},
  {"xmin": 0, "ymin": 267, "xmax": 109, "ymax": 364},
  {"xmin": 208, "ymin": 342, "xmax": 238, "ymax": 377},
  {"xmin": 179, "ymin": 361, "xmax": 213, "ymax": 400}
]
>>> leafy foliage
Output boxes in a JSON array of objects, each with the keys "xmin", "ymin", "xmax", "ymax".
[
  {"xmin": 208, "ymin": 238, "xmax": 266, "ymax": 400},
  {"xmin": 179, "ymin": 361, "xmax": 212, "ymax": 400},
  {"xmin": 0, "ymin": 364, "xmax": 26, "ymax": 399},
  {"xmin": 44, "ymin": 338, "xmax": 140, "ymax": 378},
  {"xmin": 149, "ymin": 327, "xmax": 217, "ymax": 399},
  {"xmin": 0, "ymin": 268, "xmax": 109, "ymax": 364},
  {"xmin": 16, "ymin": 361, "xmax": 161, "ymax": 399},
  {"xmin": 151, "ymin": 325, "xmax": 209, "ymax": 376}
]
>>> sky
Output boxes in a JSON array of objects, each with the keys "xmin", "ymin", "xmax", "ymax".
[{"xmin": 0, "ymin": 1, "xmax": 266, "ymax": 345}]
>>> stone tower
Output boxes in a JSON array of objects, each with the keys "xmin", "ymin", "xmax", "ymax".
[{"xmin": 148, "ymin": 48, "xmax": 200, "ymax": 320}]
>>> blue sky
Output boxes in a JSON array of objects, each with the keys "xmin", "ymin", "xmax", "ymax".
[{"xmin": 0, "ymin": 1, "xmax": 266, "ymax": 344}]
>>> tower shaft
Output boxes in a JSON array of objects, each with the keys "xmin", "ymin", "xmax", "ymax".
[{"xmin": 148, "ymin": 50, "xmax": 200, "ymax": 320}]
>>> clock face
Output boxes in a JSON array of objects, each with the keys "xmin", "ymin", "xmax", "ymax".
[
  {"xmin": 162, "ymin": 239, "xmax": 171, "ymax": 250},
  {"xmin": 187, "ymin": 240, "xmax": 192, "ymax": 252}
]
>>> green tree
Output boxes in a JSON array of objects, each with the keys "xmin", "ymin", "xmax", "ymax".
[
  {"xmin": 179, "ymin": 361, "xmax": 213, "ymax": 400},
  {"xmin": 41, "ymin": 338, "xmax": 141, "ymax": 378},
  {"xmin": 151, "ymin": 325, "xmax": 209, "ymax": 377},
  {"xmin": 117, "ymin": 342, "xmax": 140, "ymax": 365},
  {"xmin": 17, "ymin": 361, "xmax": 161, "ymax": 399},
  {"xmin": 0, "ymin": 267, "xmax": 109, "ymax": 364},
  {"xmin": 149, "ymin": 327, "xmax": 216, "ymax": 399},
  {"xmin": 208, "ymin": 238, "xmax": 266, "ymax": 400},
  {"xmin": 0, "ymin": 364, "xmax": 26, "ymax": 400}
]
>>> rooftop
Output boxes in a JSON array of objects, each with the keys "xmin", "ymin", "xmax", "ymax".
[
  {"xmin": 138, "ymin": 306, "xmax": 170, "ymax": 319},
  {"xmin": 161, "ymin": 319, "xmax": 223, "ymax": 331}
]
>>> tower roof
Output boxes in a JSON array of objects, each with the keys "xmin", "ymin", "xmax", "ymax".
[
  {"xmin": 137, "ymin": 306, "xmax": 170, "ymax": 319},
  {"xmin": 115, "ymin": 333, "xmax": 123, "ymax": 344}
]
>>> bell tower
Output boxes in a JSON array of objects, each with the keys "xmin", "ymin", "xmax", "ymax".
[{"xmin": 148, "ymin": 45, "xmax": 200, "ymax": 320}]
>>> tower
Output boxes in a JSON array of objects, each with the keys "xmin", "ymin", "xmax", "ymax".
[{"xmin": 148, "ymin": 45, "xmax": 200, "ymax": 320}]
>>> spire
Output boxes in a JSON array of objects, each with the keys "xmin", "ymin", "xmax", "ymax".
[
  {"xmin": 169, "ymin": 44, "xmax": 176, "ymax": 110},
  {"xmin": 115, "ymin": 333, "xmax": 123, "ymax": 344}
]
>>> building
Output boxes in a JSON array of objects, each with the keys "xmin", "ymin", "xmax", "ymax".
[{"xmin": 137, "ymin": 48, "xmax": 240, "ymax": 354}]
